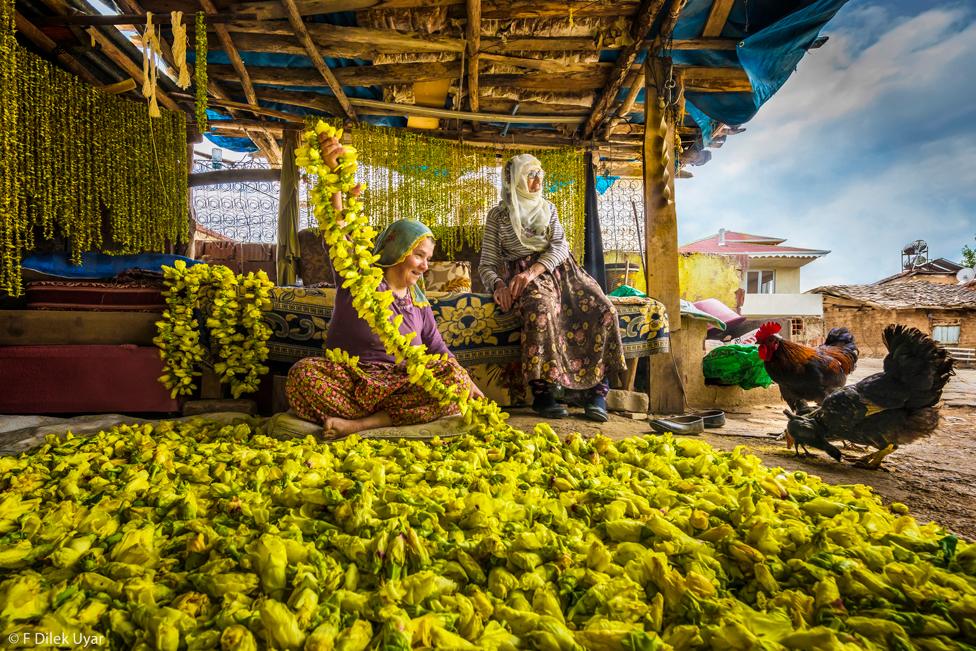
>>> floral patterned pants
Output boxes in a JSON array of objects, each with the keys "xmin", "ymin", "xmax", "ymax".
[
  {"xmin": 286, "ymin": 357, "xmax": 467, "ymax": 427},
  {"xmin": 510, "ymin": 255, "xmax": 626, "ymax": 391}
]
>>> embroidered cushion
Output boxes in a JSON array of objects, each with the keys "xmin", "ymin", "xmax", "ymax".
[{"xmin": 424, "ymin": 261, "xmax": 472, "ymax": 294}]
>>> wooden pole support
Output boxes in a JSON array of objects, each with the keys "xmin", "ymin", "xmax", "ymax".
[{"xmin": 643, "ymin": 56, "xmax": 685, "ymax": 414}]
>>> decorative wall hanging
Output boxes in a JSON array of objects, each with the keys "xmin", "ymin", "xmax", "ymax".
[{"xmin": 310, "ymin": 121, "xmax": 586, "ymax": 261}]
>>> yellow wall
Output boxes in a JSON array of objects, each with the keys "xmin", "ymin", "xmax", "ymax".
[{"xmin": 678, "ymin": 253, "xmax": 741, "ymax": 306}]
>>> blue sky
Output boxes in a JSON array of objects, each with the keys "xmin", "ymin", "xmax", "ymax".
[{"xmin": 677, "ymin": 0, "xmax": 976, "ymax": 289}]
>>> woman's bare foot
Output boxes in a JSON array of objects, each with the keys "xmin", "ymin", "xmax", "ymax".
[{"xmin": 322, "ymin": 412, "xmax": 393, "ymax": 439}]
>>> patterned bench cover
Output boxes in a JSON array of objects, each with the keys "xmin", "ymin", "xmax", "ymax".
[{"xmin": 264, "ymin": 287, "xmax": 670, "ymax": 366}]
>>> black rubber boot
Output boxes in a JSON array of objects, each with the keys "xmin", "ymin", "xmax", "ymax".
[{"xmin": 531, "ymin": 381, "xmax": 569, "ymax": 419}]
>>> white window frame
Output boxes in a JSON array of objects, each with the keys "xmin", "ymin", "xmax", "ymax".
[
  {"xmin": 746, "ymin": 269, "xmax": 776, "ymax": 294},
  {"xmin": 932, "ymin": 324, "xmax": 960, "ymax": 345}
]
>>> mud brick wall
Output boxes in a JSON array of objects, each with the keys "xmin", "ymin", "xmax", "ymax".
[{"xmin": 822, "ymin": 303, "xmax": 976, "ymax": 357}]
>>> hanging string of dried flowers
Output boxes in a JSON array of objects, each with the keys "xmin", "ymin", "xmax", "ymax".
[
  {"xmin": 194, "ymin": 12, "xmax": 208, "ymax": 132},
  {"xmin": 1, "ymin": 46, "xmax": 187, "ymax": 297},
  {"xmin": 321, "ymin": 121, "xmax": 586, "ymax": 261},
  {"xmin": 170, "ymin": 11, "xmax": 191, "ymax": 89},
  {"xmin": 0, "ymin": 0, "xmax": 20, "ymax": 293}
]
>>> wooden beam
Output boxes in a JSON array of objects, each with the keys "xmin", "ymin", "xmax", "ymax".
[
  {"xmin": 466, "ymin": 0, "xmax": 481, "ymax": 114},
  {"xmin": 478, "ymin": 0, "xmax": 638, "ymax": 19},
  {"xmin": 190, "ymin": 167, "xmax": 282, "ymax": 186},
  {"xmin": 479, "ymin": 98, "xmax": 590, "ymax": 115},
  {"xmin": 582, "ymin": 0, "xmax": 667, "ymax": 139},
  {"xmin": 86, "ymin": 27, "xmax": 181, "ymax": 112},
  {"xmin": 279, "ymin": 0, "xmax": 356, "ymax": 120},
  {"xmin": 210, "ymin": 61, "xmax": 462, "ymax": 88},
  {"xmin": 348, "ymin": 97, "xmax": 586, "ymax": 123},
  {"xmin": 680, "ymin": 66, "xmax": 751, "ymax": 92},
  {"xmin": 37, "ymin": 12, "xmax": 249, "ymax": 25},
  {"xmin": 205, "ymin": 119, "xmax": 288, "ymax": 135},
  {"xmin": 253, "ymin": 87, "xmax": 344, "ymax": 115},
  {"xmin": 261, "ymin": 87, "xmax": 586, "ymax": 127},
  {"xmin": 479, "ymin": 52, "xmax": 594, "ymax": 74},
  {"xmin": 200, "ymin": 0, "xmax": 281, "ymax": 162},
  {"xmin": 232, "ymin": 0, "xmax": 457, "ymax": 21},
  {"xmin": 175, "ymin": 92, "xmax": 307, "ymax": 122},
  {"xmin": 218, "ymin": 29, "xmax": 601, "ymax": 58},
  {"xmin": 230, "ymin": 0, "xmax": 636, "ymax": 21},
  {"xmin": 643, "ymin": 56, "xmax": 684, "ymax": 413},
  {"xmin": 15, "ymin": 12, "xmax": 103, "ymax": 85},
  {"xmin": 668, "ymin": 38, "xmax": 737, "ymax": 50},
  {"xmin": 702, "ymin": 0, "xmax": 734, "ymax": 38},
  {"xmin": 481, "ymin": 36, "xmax": 602, "ymax": 54},
  {"xmin": 614, "ymin": 65, "xmax": 751, "ymax": 97},
  {"xmin": 481, "ymin": 71, "xmax": 607, "ymax": 91},
  {"xmin": 224, "ymin": 20, "xmax": 465, "ymax": 52}
]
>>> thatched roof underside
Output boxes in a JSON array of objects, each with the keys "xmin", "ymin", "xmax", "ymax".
[{"xmin": 14, "ymin": 0, "xmax": 849, "ymax": 174}]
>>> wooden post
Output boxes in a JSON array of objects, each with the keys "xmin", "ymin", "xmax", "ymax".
[{"xmin": 643, "ymin": 56, "xmax": 685, "ymax": 414}]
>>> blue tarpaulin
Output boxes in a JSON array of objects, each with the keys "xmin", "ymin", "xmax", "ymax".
[{"xmin": 22, "ymin": 252, "xmax": 204, "ymax": 279}]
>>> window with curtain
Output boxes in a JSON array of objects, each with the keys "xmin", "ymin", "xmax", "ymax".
[{"xmin": 932, "ymin": 325, "xmax": 960, "ymax": 345}]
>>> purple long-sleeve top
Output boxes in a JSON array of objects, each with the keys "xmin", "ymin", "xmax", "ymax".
[{"xmin": 324, "ymin": 281, "xmax": 453, "ymax": 364}]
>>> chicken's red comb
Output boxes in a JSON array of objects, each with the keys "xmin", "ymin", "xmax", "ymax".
[{"xmin": 756, "ymin": 321, "xmax": 782, "ymax": 341}]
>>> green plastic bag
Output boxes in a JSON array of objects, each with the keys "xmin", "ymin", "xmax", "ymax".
[
  {"xmin": 702, "ymin": 344, "xmax": 773, "ymax": 389},
  {"xmin": 608, "ymin": 284, "xmax": 647, "ymax": 298}
]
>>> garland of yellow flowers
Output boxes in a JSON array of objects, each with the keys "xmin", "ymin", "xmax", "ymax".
[
  {"xmin": 0, "ymin": 0, "xmax": 20, "ymax": 294},
  {"xmin": 155, "ymin": 261, "xmax": 273, "ymax": 399},
  {"xmin": 1, "ymin": 46, "xmax": 187, "ymax": 297},
  {"xmin": 297, "ymin": 121, "xmax": 509, "ymax": 434},
  {"xmin": 194, "ymin": 12, "xmax": 208, "ymax": 132}
]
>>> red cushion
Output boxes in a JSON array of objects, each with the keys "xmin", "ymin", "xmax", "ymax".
[
  {"xmin": 0, "ymin": 345, "xmax": 179, "ymax": 414},
  {"xmin": 25, "ymin": 281, "xmax": 165, "ymax": 311}
]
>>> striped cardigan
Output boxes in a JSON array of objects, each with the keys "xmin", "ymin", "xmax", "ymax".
[{"xmin": 478, "ymin": 202, "xmax": 571, "ymax": 291}]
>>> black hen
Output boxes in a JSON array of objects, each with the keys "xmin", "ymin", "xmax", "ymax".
[{"xmin": 785, "ymin": 324, "xmax": 955, "ymax": 467}]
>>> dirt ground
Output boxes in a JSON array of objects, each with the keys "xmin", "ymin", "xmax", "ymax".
[
  {"xmin": 507, "ymin": 359, "xmax": 976, "ymax": 541},
  {"xmin": 3, "ymin": 360, "xmax": 974, "ymax": 540}
]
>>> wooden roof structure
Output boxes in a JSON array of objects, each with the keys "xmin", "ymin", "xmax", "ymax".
[{"xmin": 15, "ymin": 0, "xmax": 844, "ymax": 175}]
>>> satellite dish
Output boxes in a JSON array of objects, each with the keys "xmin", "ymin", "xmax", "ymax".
[{"xmin": 958, "ymin": 267, "xmax": 976, "ymax": 284}]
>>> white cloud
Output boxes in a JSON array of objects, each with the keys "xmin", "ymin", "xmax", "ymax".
[{"xmin": 677, "ymin": 2, "xmax": 976, "ymax": 290}]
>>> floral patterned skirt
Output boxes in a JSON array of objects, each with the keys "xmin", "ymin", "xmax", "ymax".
[
  {"xmin": 285, "ymin": 357, "xmax": 466, "ymax": 427},
  {"xmin": 508, "ymin": 255, "xmax": 626, "ymax": 390}
]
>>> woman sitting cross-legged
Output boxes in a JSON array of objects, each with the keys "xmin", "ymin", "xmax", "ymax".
[
  {"xmin": 286, "ymin": 139, "xmax": 483, "ymax": 438},
  {"xmin": 479, "ymin": 153, "xmax": 626, "ymax": 422}
]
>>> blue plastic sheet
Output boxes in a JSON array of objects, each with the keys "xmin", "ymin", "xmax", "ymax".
[{"xmin": 22, "ymin": 252, "xmax": 203, "ymax": 279}]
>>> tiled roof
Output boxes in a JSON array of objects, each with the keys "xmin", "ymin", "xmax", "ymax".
[
  {"xmin": 680, "ymin": 230, "xmax": 827, "ymax": 256},
  {"xmin": 680, "ymin": 241, "xmax": 829, "ymax": 256},
  {"xmin": 810, "ymin": 281, "xmax": 976, "ymax": 310}
]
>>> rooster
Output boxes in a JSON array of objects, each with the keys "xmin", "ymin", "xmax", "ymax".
[
  {"xmin": 755, "ymin": 321, "xmax": 859, "ymax": 415},
  {"xmin": 785, "ymin": 324, "xmax": 955, "ymax": 468}
]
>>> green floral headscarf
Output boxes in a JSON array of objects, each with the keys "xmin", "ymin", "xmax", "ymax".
[{"xmin": 373, "ymin": 219, "xmax": 434, "ymax": 306}]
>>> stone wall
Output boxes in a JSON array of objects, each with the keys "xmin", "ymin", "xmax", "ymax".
[
  {"xmin": 822, "ymin": 303, "xmax": 976, "ymax": 357},
  {"xmin": 674, "ymin": 316, "xmax": 784, "ymax": 412}
]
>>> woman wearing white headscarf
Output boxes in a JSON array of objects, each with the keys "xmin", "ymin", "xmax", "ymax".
[{"xmin": 479, "ymin": 154, "xmax": 625, "ymax": 421}]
